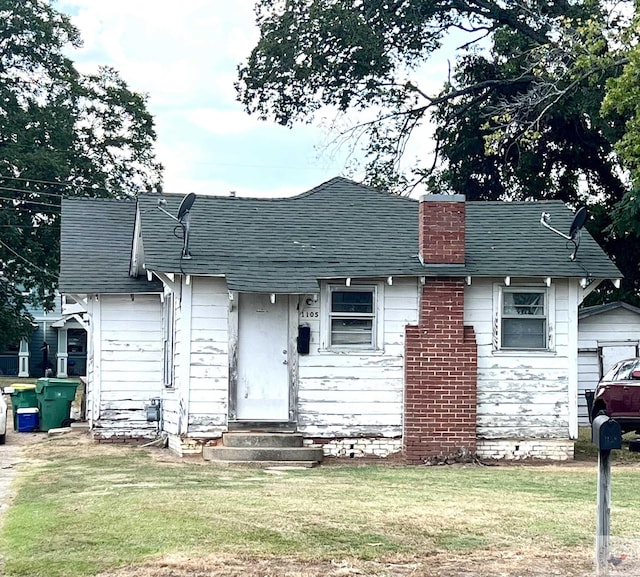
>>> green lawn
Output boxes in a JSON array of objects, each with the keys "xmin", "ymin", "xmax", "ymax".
[{"xmin": 2, "ymin": 434, "xmax": 640, "ymax": 577}]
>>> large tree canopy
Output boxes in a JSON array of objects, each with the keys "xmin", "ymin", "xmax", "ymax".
[
  {"xmin": 238, "ymin": 0, "xmax": 640, "ymax": 304},
  {"xmin": 0, "ymin": 0, "xmax": 162, "ymax": 348}
]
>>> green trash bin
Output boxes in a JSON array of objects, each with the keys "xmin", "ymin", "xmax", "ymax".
[
  {"xmin": 9, "ymin": 384, "xmax": 38, "ymax": 431},
  {"xmin": 35, "ymin": 378, "xmax": 79, "ymax": 431}
]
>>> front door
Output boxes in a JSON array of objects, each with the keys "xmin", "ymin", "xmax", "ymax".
[{"xmin": 236, "ymin": 293, "xmax": 290, "ymax": 421}]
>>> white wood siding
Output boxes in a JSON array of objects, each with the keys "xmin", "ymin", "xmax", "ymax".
[
  {"xmin": 187, "ymin": 276, "xmax": 229, "ymax": 435},
  {"xmin": 577, "ymin": 308, "xmax": 640, "ymax": 425},
  {"xmin": 93, "ymin": 294, "xmax": 163, "ymax": 437},
  {"xmin": 465, "ymin": 278, "xmax": 574, "ymax": 440},
  {"xmin": 297, "ymin": 277, "xmax": 419, "ymax": 437}
]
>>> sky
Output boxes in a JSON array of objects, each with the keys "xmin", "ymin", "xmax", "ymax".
[
  {"xmin": 55, "ymin": 1, "xmax": 362, "ymax": 197},
  {"xmin": 57, "ymin": 1, "xmax": 450, "ymax": 198}
]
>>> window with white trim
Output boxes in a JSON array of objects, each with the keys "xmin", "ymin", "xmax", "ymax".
[
  {"xmin": 163, "ymin": 293, "xmax": 175, "ymax": 387},
  {"xmin": 324, "ymin": 284, "xmax": 381, "ymax": 351},
  {"xmin": 500, "ymin": 288, "xmax": 548, "ymax": 350}
]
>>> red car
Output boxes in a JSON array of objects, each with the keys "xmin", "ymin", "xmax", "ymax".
[{"xmin": 589, "ymin": 358, "xmax": 640, "ymax": 433}]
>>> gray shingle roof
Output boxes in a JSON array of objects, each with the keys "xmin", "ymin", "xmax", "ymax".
[
  {"xmin": 61, "ymin": 177, "xmax": 621, "ymax": 294},
  {"xmin": 579, "ymin": 301, "xmax": 640, "ymax": 319},
  {"xmin": 464, "ymin": 200, "xmax": 620, "ymax": 279},
  {"xmin": 59, "ymin": 198, "xmax": 162, "ymax": 294},
  {"xmin": 137, "ymin": 178, "xmax": 432, "ymax": 292},
  {"xmin": 136, "ymin": 177, "xmax": 619, "ymax": 292}
]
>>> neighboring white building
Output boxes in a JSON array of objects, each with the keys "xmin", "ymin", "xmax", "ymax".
[
  {"xmin": 577, "ymin": 302, "xmax": 640, "ymax": 425},
  {"xmin": 59, "ymin": 178, "xmax": 621, "ymax": 462}
]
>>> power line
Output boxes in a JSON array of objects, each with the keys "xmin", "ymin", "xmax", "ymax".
[
  {"xmin": 0, "ymin": 175, "xmax": 73, "ymax": 188},
  {"xmin": 0, "ymin": 239, "xmax": 58, "ymax": 281},
  {"xmin": 0, "ymin": 175, "xmax": 115, "ymax": 195},
  {"xmin": 0, "ymin": 224, "xmax": 59, "ymax": 228},
  {"xmin": 0, "ymin": 185, "xmax": 67, "ymax": 199},
  {"xmin": 0, "ymin": 194, "xmax": 61, "ymax": 209},
  {"xmin": 0, "ymin": 176, "xmax": 149, "ymax": 196}
]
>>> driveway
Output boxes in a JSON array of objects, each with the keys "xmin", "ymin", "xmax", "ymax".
[
  {"xmin": 0, "ymin": 410, "xmax": 42, "ymax": 574},
  {"xmin": 0, "ymin": 410, "xmax": 41, "ymax": 518}
]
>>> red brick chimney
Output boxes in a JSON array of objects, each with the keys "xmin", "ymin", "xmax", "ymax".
[
  {"xmin": 404, "ymin": 193, "xmax": 477, "ymax": 464},
  {"xmin": 419, "ymin": 194, "xmax": 466, "ymax": 264}
]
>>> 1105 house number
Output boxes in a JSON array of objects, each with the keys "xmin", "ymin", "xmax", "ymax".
[{"xmin": 300, "ymin": 310, "xmax": 319, "ymax": 318}]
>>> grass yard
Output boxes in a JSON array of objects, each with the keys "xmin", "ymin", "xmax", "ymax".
[{"xmin": 2, "ymin": 434, "xmax": 640, "ymax": 577}]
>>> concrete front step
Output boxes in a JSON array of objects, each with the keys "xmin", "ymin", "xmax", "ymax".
[
  {"xmin": 204, "ymin": 460, "xmax": 319, "ymax": 469},
  {"xmin": 203, "ymin": 446, "xmax": 323, "ymax": 464},
  {"xmin": 222, "ymin": 432, "xmax": 304, "ymax": 448}
]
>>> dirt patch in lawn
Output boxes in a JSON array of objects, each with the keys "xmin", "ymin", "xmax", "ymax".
[{"xmin": 96, "ymin": 550, "xmax": 593, "ymax": 577}]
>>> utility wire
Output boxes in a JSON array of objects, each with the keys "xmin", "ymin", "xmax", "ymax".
[
  {"xmin": 0, "ymin": 239, "xmax": 58, "ymax": 281},
  {"xmin": 0, "ymin": 194, "xmax": 61, "ymax": 209},
  {"xmin": 0, "ymin": 175, "xmax": 77, "ymax": 188},
  {"xmin": 0, "ymin": 178, "xmax": 149, "ymax": 197},
  {"xmin": 0, "ymin": 224, "xmax": 59, "ymax": 228},
  {"xmin": 0, "ymin": 184, "xmax": 69, "ymax": 198},
  {"xmin": 0, "ymin": 175, "xmax": 114, "ymax": 195}
]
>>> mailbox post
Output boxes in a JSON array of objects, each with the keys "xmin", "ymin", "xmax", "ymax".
[{"xmin": 592, "ymin": 415, "xmax": 622, "ymax": 576}]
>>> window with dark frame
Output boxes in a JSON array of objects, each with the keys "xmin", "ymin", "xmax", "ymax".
[
  {"xmin": 329, "ymin": 287, "xmax": 376, "ymax": 349},
  {"xmin": 501, "ymin": 289, "xmax": 547, "ymax": 349},
  {"xmin": 67, "ymin": 329, "xmax": 86, "ymax": 354}
]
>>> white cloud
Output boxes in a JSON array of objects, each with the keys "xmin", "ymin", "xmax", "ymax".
[
  {"xmin": 61, "ymin": 0, "xmax": 255, "ymax": 109},
  {"xmin": 56, "ymin": 1, "xmax": 448, "ymax": 196},
  {"xmin": 186, "ymin": 107, "xmax": 264, "ymax": 136}
]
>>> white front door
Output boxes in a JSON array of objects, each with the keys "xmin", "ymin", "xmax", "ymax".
[{"xmin": 236, "ymin": 293, "xmax": 290, "ymax": 421}]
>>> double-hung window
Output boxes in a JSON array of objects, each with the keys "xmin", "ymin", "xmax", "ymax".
[
  {"xmin": 500, "ymin": 288, "xmax": 548, "ymax": 350},
  {"xmin": 327, "ymin": 285, "xmax": 377, "ymax": 350}
]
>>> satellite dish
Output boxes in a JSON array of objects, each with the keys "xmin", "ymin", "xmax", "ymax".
[
  {"xmin": 540, "ymin": 206, "xmax": 588, "ymax": 261},
  {"xmin": 156, "ymin": 193, "xmax": 197, "ymax": 260},
  {"xmin": 177, "ymin": 192, "xmax": 196, "ymax": 222},
  {"xmin": 569, "ymin": 207, "xmax": 587, "ymax": 240}
]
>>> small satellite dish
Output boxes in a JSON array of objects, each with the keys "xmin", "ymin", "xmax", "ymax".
[
  {"xmin": 569, "ymin": 206, "xmax": 587, "ymax": 240},
  {"xmin": 156, "ymin": 193, "xmax": 197, "ymax": 260},
  {"xmin": 540, "ymin": 206, "xmax": 588, "ymax": 261},
  {"xmin": 177, "ymin": 192, "xmax": 196, "ymax": 222}
]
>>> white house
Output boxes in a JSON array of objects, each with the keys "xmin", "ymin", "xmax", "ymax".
[{"xmin": 59, "ymin": 178, "xmax": 621, "ymax": 462}]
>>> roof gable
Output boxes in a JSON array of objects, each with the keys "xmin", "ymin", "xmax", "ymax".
[
  {"xmin": 579, "ymin": 301, "xmax": 640, "ymax": 320},
  {"xmin": 136, "ymin": 177, "xmax": 430, "ymax": 292},
  {"xmin": 59, "ymin": 198, "xmax": 162, "ymax": 294}
]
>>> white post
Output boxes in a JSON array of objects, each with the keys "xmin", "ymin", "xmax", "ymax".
[
  {"xmin": 596, "ymin": 449, "xmax": 612, "ymax": 576},
  {"xmin": 56, "ymin": 328, "xmax": 68, "ymax": 378},
  {"xmin": 18, "ymin": 338, "xmax": 29, "ymax": 377}
]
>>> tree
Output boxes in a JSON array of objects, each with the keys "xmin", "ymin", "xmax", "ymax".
[
  {"xmin": 237, "ymin": 0, "xmax": 639, "ymax": 303},
  {"xmin": 0, "ymin": 0, "xmax": 162, "ymax": 348}
]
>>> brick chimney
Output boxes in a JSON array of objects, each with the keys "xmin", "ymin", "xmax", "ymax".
[
  {"xmin": 419, "ymin": 194, "xmax": 466, "ymax": 264},
  {"xmin": 403, "ymin": 193, "xmax": 476, "ymax": 464}
]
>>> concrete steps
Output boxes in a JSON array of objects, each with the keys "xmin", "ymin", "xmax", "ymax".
[{"xmin": 203, "ymin": 432, "xmax": 323, "ymax": 466}]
